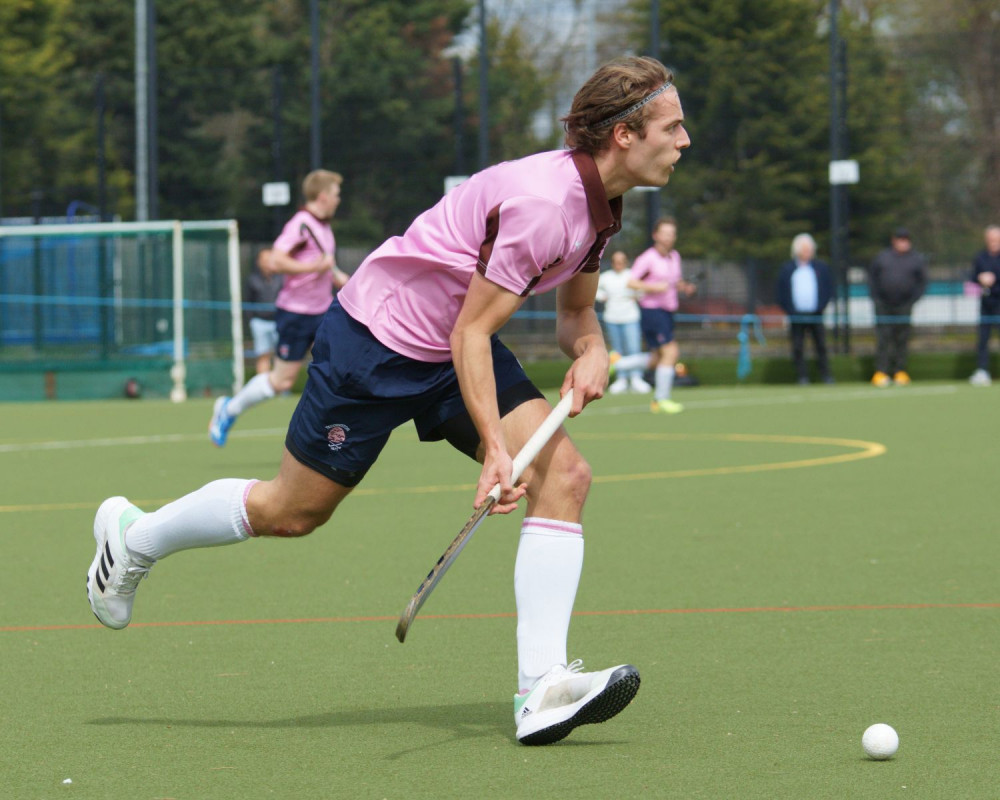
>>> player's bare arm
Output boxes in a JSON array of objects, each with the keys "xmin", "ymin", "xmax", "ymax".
[
  {"xmin": 678, "ymin": 279, "xmax": 697, "ymax": 296},
  {"xmin": 556, "ymin": 270, "xmax": 607, "ymax": 415},
  {"xmin": 630, "ymin": 278, "xmax": 670, "ymax": 294},
  {"xmin": 331, "ymin": 267, "xmax": 350, "ymax": 289},
  {"xmin": 450, "ymin": 271, "xmax": 529, "ymax": 513},
  {"xmin": 269, "ymin": 248, "xmax": 334, "ymax": 275}
]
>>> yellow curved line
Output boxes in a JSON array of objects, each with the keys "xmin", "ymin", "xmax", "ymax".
[
  {"xmin": 576, "ymin": 432, "xmax": 886, "ymax": 483},
  {"xmin": 0, "ymin": 433, "xmax": 884, "ymax": 513}
]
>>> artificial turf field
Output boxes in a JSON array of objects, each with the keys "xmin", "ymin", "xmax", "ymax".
[{"xmin": 1, "ymin": 381, "xmax": 997, "ymax": 799}]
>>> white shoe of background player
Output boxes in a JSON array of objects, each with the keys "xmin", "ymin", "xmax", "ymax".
[
  {"xmin": 629, "ymin": 375, "xmax": 653, "ymax": 394},
  {"xmin": 513, "ymin": 659, "xmax": 640, "ymax": 745},
  {"xmin": 969, "ymin": 368, "xmax": 992, "ymax": 387}
]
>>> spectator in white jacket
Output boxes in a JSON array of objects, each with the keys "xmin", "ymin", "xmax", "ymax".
[{"xmin": 597, "ymin": 251, "xmax": 652, "ymax": 394}]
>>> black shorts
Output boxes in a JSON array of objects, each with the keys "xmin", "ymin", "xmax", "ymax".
[
  {"xmin": 285, "ymin": 301, "xmax": 543, "ymax": 487},
  {"xmin": 640, "ymin": 307, "xmax": 676, "ymax": 348},
  {"xmin": 275, "ymin": 309, "xmax": 326, "ymax": 361}
]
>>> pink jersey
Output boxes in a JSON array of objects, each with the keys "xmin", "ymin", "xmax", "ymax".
[
  {"xmin": 337, "ymin": 150, "xmax": 621, "ymax": 362},
  {"xmin": 272, "ymin": 209, "xmax": 337, "ymax": 315},
  {"xmin": 631, "ymin": 246, "xmax": 683, "ymax": 311}
]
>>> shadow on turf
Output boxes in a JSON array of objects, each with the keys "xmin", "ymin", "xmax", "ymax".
[{"xmin": 87, "ymin": 702, "xmax": 630, "ymax": 751}]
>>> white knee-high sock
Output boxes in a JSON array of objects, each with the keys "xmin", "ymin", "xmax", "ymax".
[
  {"xmin": 515, "ymin": 518, "xmax": 584, "ymax": 691},
  {"xmin": 655, "ymin": 365, "xmax": 675, "ymax": 401},
  {"xmin": 614, "ymin": 353, "xmax": 651, "ymax": 373},
  {"xmin": 226, "ymin": 373, "xmax": 275, "ymax": 417},
  {"xmin": 125, "ymin": 479, "xmax": 256, "ymax": 561}
]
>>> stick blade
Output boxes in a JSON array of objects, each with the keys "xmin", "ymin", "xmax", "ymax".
[{"xmin": 395, "ymin": 499, "xmax": 493, "ymax": 642}]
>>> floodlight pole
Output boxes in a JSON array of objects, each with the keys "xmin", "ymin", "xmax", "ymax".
[
  {"xmin": 134, "ymin": 0, "xmax": 157, "ymax": 221},
  {"xmin": 309, "ymin": 0, "xmax": 321, "ymax": 169},
  {"xmin": 147, "ymin": 0, "xmax": 159, "ymax": 221},
  {"xmin": 647, "ymin": 0, "xmax": 661, "ymax": 234},
  {"xmin": 829, "ymin": 0, "xmax": 851, "ymax": 353},
  {"xmin": 135, "ymin": 0, "xmax": 148, "ymax": 221},
  {"xmin": 453, "ymin": 57, "xmax": 466, "ymax": 175},
  {"xmin": 477, "ymin": 0, "xmax": 489, "ymax": 169},
  {"xmin": 272, "ymin": 65, "xmax": 285, "ymax": 235}
]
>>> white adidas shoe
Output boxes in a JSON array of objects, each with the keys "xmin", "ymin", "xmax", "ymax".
[
  {"xmin": 514, "ymin": 660, "xmax": 640, "ymax": 745},
  {"xmin": 87, "ymin": 497, "xmax": 153, "ymax": 629},
  {"xmin": 969, "ymin": 368, "xmax": 992, "ymax": 387}
]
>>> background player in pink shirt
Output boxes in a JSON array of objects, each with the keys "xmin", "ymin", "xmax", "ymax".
[
  {"xmin": 209, "ymin": 170, "xmax": 350, "ymax": 446},
  {"xmin": 612, "ymin": 217, "xmax": 696, "ymax": 413},
  {"xmin": 87, "ymin": 57, "xmax": 690, "ymax": 745}
]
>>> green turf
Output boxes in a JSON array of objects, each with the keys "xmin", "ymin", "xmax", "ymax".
[{"xmin": 2, "ymin": 383, "xmax": 997, "ymax": 798}]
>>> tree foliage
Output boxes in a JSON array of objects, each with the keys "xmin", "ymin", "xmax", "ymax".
[
  {"xmin": 881, "ymin": 0, "xmax": 1000, "ymax": 257},
  {"xmin": 1, "ymin": 0, "xmax": 548, "ymax": 244},
  {"xmin": 1, "ymin": 0, "xmax": 993, "ymax": 264},
  {"xmin": 623, "ymin": 0, "xmax": 919, "ymax": 266}
]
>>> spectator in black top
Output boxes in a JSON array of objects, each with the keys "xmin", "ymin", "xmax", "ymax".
[
  {"xmin": 969, "ymin": 224, "xmax": 1000, "ymax": 387},
  {"xmin": 868, "ymin": 228, "xmax": 928, "ymax": 387},
  {"xmin": 246, "ymin": 249, "xmax": 284, "ymax": 375}
]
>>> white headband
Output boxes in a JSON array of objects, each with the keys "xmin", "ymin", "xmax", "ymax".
[{"xmin": 594, "ymin": 82, "xmax": 672, "ymax": 128}]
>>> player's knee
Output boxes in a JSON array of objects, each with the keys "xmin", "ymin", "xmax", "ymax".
[
  {"xmin": 564, "ymin": 455, "xmax": 592, "ymax": 505},
  {"xmin": 252, "ymin": 497, "xmax": 332, "ymax": 538},
  {"xmin": 531, "ymin": 450, "xmax": 591, "ymax": 508},
  {"xmin": 269, "ymin": 372, "xmax": 296, "ymax": 393},
  {"xmin": 267, "ymin": 506, "xmax": 331, "ymax": 538}
]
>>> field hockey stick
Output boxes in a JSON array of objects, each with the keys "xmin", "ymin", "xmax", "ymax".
[
  {"xmin": 299, "ymin": 223, "xmax": 347, "ymax": 286},
  {"xmin": 395, "ymin": 391, "xmax": 575, "ymax": 643}
]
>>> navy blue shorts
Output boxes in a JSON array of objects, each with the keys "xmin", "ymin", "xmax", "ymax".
[
  {"xmin": 640, "ymin": 307, "xmax": 676, "ymax": 348},
  {"xmin": 285, "ymin": 300, "xmax": 543, "ymax": 487},
  {"xmin": 275, "ymin": 308, "xmax": 327, "ymax": 362}
]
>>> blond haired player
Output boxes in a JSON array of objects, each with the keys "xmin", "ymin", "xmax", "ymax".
[{"xmin": 210, "ymin": 170, "xmax": 350, "ymax": 446}]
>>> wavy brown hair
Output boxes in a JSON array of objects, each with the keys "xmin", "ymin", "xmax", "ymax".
[{"xmin": 562, "ymin": 57, "xmax": 674, "ymax": 155}]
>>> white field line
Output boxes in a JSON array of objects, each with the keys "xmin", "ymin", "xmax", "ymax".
[
  {"xmin": 589, "ymin": 383, "xmax": 958, "ymax": 415},
  {"xmin": 0, "ymin": 427, "xmax": 287, "ymax": 454},
  {"xmin": 0, "ymin": 384, "xmax": 959, "ymax": 453}
]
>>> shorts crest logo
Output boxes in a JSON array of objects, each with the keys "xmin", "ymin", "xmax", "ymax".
[{"xmin": 325, "ymin": 423, "xmax": 350, "ymax": 451}]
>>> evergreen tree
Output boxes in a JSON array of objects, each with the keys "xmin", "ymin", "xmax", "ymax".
[
  {"xmin": 0, "ymin": 0, "xmax": 72, "ymax": 217},
  {"xmin": 623, "ymin": 0, "xmax": 917, "ymax": 267}
]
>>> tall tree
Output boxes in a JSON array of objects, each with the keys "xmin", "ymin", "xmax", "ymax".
[
  {"xmin": 885, "ymin": 0, "xmax": 1000, "ymax": 257},
  {"xmin": 620, "ymin": 0, "xmax": 917, "ymax": 267},
  {"xmin": 0, "ymin": 0, "xmax": 72, "ymax": 217},
  {"xmin": 8, "ymin": 0, "xmax": 554, "ymax": 244}
]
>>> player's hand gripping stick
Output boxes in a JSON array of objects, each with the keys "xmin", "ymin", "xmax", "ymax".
[{"xmin": 395, "ymin": 392, "xmax": 575, "ymax": 642}]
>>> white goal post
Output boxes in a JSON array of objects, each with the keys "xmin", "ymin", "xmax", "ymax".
[{"xmin": 0, "ymin": 219, "xmax": 244, "ymax": 401}]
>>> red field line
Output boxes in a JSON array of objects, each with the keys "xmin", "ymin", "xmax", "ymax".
[{"xmin": 2, "ymin": 602, "xmax": 997, "ymax": 633}]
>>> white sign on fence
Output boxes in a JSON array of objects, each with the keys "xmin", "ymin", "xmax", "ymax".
[
  {"xmin": 262, "ymin": 182, "xmax": 291, "ymax": 206},
  {"xmin": 829, "ymin": 160, "xmax": 860, "ymax": 185}
]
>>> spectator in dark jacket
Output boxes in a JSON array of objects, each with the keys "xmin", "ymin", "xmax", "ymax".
[
  {"xmin": 969, "ymin": 224, "xmax": 1000, "ymax": 386},
  {"xmin": 776, "ymin": 233, "xmax": 835, "ymax": 384},
  {"xmin": 245, "ymin": 249, "xmax": 284, "ymax": 375},
  {"xmin": 868, "ymin": 228, "xmax": 928, "ymax": 387}
]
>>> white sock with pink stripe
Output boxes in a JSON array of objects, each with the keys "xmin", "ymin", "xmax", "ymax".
[
  {"xmin": 124, "ymin": 478, "xmax": 257, "ymax": 561},
  {"xmin": 515, "ymin": 516, "xmax": 584, "ymax": 691}
]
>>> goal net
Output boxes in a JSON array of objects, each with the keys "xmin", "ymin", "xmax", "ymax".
[{"xmin": 0, "ymin": 220, "xmax": 243, "ymax": 401}]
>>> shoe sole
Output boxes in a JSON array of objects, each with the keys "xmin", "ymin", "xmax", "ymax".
[
  {"xmin": 518, "ymin": 665, "xmax": 641, "ymax": 746},
  {"xmin": 87, "ymin": 497, "xmax": 133, "ymax": 629}
]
